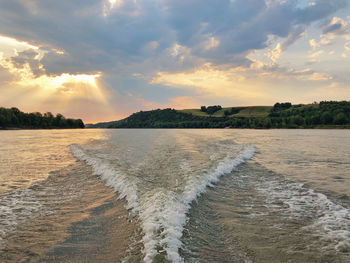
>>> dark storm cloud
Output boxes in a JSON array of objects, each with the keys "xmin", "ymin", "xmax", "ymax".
[{"xmin": 0, "ymin": 0, "xmax": 346, "ymax": 76}]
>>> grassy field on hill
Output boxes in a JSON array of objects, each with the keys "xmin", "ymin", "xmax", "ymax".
[
  {"xmin": 232, "ymin": 106, "xmax": 272, "ymax": 117},
  {"xmin": 179, "ymin": 106, "xmax": 272, "ymax": 118}
]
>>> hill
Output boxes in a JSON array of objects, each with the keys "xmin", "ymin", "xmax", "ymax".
[
  {"xmin": 89, "ymin": 101, "xmax": 350, "ymax": 129},
  {"xmin": 85, "ymin": 120, "xmax": 118, "ymax": 128},
  {"xmin": 111, "ymin": 108, "xmax": 208, "ymax": 128}
]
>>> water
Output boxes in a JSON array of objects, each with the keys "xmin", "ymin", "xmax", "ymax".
[{"xmin": 0, "ymin": 129, "xmax": 349, "ymax": 262}]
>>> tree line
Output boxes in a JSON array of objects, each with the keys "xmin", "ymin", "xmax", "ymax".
[
  {"xmin": 269, "ymin": 101, "xmax": 350, "ymax": 127},
  {"xmin": 0, "ymin": 107, "xmax": 84, "ymax": 129},
  {"xmin": 109, "ymin": 101, "xmax": 350, "ymax": 129}
]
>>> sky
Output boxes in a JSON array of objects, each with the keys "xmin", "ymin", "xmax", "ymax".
[{"xmin": 0, "ymin": 0, "xmax": 349, "ymax": 123}]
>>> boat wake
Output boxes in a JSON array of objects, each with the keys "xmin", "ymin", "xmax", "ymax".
[{"xmin": 70, "ymin": 141, "xmax": 255, "ymax": 262}]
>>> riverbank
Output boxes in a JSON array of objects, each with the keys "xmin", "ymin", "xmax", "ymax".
[{"xmin": 88, "ymin": 101, "xmax": 350, "ymax": 129}]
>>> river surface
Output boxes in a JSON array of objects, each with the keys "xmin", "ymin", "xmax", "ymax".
[{"xmin": 0, "ymin": 129, "xmax": 349, "ymax": 262}]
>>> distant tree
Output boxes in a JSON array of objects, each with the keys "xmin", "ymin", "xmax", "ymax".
[
  {"xmin": 273, "ymin": 102, "xmax": 292, "ymax": 111},
  {"xmin": 321, "ymin": 112, "xmax": 333, "ymax": 124},
  {"xmin": 292, "ymin": 115, "xmax": 304, "ymax": 126},
  {"xmin": 311, "ymin": 114, "xmax": 321, "ymax": 125},
  {"xmin": 200, "ymin": 106, "xmax": 207, "ymax": 112},
  {"xmin": 206, "ymin": 105, "xmax": 222, "ymax": 115},
  {"xmin": 44, "ymin": 112, "xmax": 54, "ymax": 118},
  {"xmin": 263, "ymin": 118, "xmax": 272, "ymax": 128},
  {"xmin": 11, "ymin": 107, "xmax": 20, "ymax": 115},
  {"xmin": 53, "ymin": 113, "xmax": 64, "ymax": 127},
  {"xmin": 334, "ymin": 112, "xmax": 346, "ymax": 125},
  {"xmin": 76, "ymin": 119, "xmax": 85, "ymax": 128}
]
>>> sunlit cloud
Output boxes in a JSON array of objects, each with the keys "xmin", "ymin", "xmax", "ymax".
[
  {"xmin": 322, "ymin": 17, "xmax": 348, "ymax": 36},
  {"xmin": 0, "ymin": 37, "xmax": 104, "ymax": 101},
  {"xmin": 309, "ymin": 50, "xmax": 324, "ymax": 58},
  {"xmin": 151, "ymin": 63, "xmax": 266, "ymax": 101},
  {"xmin": 203, "ymin": 37, "xmax": 220, "ymax": 51},
  {"xmin": 0, "ymin": 35, "xmax": 38, "ymax": 53},
  {"xmin": 109, "ymin": 0, "xmax": 123, "ymax": 8},
  {"xmin": 0, "ymin": 35, "xmax": 110, "ymax": 122},
  {"xmin": 303, "ymin": 82, "xmax": 350, "ymax": 102},
  {"xmin": 268, "ymin": 43, "xmax": 283, "ymax": 63},
  {"xmin": 309, "ymin": 37, "xmax": 333, "ymax": 50},
  {"xmin": 151, "ymin": 58, "xmax": 335, "ymax": 106},
  {"xmin": 0, "ymin": 0, "xmax": 349, "ymax": 122},
  {"xmin": 167, "ymin": 96, "xmax": 201, "ymax": 109}
]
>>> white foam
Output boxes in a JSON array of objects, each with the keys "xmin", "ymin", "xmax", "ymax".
[
  {"xmin": 0, "ymin": 188, "xmax": 44, "ymax": 245},
  {"xmin": 70, "ymin": 145, "xmax": 139, "ymax": 213},
  {"xmin": 70, "ymin": 143, "xmax": 255, "ymax": 262},
  {"xmin": 257, "ymin": 178, "xmax": 350, "ymax": 251}
]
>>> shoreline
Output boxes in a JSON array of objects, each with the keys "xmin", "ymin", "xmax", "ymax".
[
  {"xmin": 86, "ymin": 126, "xmax": 350, "ymax": 129},
  {"xmin": 0, "ymin": 127, "xmax": 85, "ymax": 130},
  {"xmin": 2, "ymin": 127, "xmax": 349, "ymax": 130}
]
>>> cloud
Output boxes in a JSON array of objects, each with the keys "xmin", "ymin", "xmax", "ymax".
[
  {"xmin": 167, "ymin": 96, "xmax": 201, "ymax": 109},
  {"xmin": 309, "ymin": 50, "xmax": 325, "ymax": 58},
  {"xmin": 268, "ymin": 43, "xmax": 283, "ymax": 63},
  {"xmin": 309, "ymin": 39, "xmax": 319, "ymax": 49},
  {"xmin": 151, "ymin": 61, "xmax": 333, "ymax": 104},
  {"xmin": 0, "ymin": 0, "xmax": 348, "ymax": 120},
  {"xmin": 322, "ymin": 17, "xmax": 348, "ymax": 35},
  {"xmin": 309, "ymin": 15, "xmax": 350, "ymax": 60},
  {"xmin": 0, "ymin": 0, "xmax": 346, "ymax": 75},
  {"xmin": 150, "ymin": 63, "xmax": 259, "ymax": 100},
  {"xmin": 9, "ymin": 49, "xmax": 45, "ymax": 77},
  {"xmin": 267, "ymin": 28, "xmax": 306, "ymax": 63},
  {"xmin": 303, "ymin": 82, "xmax": 350, "ymax": 102},
  {"xmin": 0, "ymin": 35, "xmax": 115, "ymax": 122}
]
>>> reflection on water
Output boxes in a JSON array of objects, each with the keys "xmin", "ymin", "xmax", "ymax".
[
  {"xmin": 0, "ymin": 129, "xmax": 109, "ymax": 252},
  {"xmin": 0, "ymin": 129, "xmax": 106, "ymax": 194}
]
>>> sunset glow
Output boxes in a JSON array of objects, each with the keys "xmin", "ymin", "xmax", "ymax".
[{"xmin": 0, "ymin": 1, "xmax": 349, "ymax": 122}]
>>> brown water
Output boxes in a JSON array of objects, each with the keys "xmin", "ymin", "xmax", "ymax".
[
  {"xmin": 0, "ymin": 129, "xmax": 349, "ymax": 262},
  {"xmin": 0, "ymin": 162, "xmax": 137, "ymax": 263}
]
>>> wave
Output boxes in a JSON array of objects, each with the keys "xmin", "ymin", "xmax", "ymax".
[
  {"xmin": 70, "ymin": 143, "xmax": 255, "ymax": 262},
  {"xmin": 70, "ymin": 145, "xmax": 139, "ymax": 213},
  {"xmin": 0, "ymin": 188, "xmax": 44, "ymax": 245},
  {"xmin": 256, "ymin": 177, "xmax": 350, "ymax": 252}
]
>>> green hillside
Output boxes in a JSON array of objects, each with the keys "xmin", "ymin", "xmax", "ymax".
[
  {"xmin": 86, "ymin": 120, "xmax": 118, "ymax": 128},
  {"xmin": 89, "ymin": 101, "xmax": 350, "ymax": 129},
  {"xmin": 179, "ymin": 107, "xmax": 235, "ymax": 117},
  {"xmin": 232, "ymin": 106, "xmax": 272, "ymax": 117},
  {"xmin": 179, "ymin": 106, "xmax": 272, "ymax": 118}
]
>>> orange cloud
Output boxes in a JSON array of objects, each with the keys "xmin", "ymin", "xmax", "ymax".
[
  {"xmin": 0, "ymin": 35, "xmax": 114, "ymax": 122},
  {"xmin": 150, "ymin": 63, "xmax": 262, "ymax": 99},
  {"xmin": 167, "ymin": 96, "xmax": 201, "ymax": 109}
]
